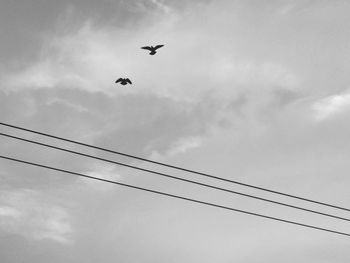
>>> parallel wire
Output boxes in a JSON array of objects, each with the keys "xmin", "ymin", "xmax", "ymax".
[
  {"xmin": 1, "ymin": 131, "xmax": 350, "ymax": 222},
  {"xmin": 1, "ymin": 155, "xmax": 350, "ymax": 238},
  {"xmin": 0, "ymin": 121, "xmax": 349, "ymax": 212}
]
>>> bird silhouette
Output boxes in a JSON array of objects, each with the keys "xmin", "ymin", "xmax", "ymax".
[
  {"xmin": 115, "ymin": 78, "xmax": 132, "ymax": 85},
  {"xmin": 141, "ymin": 45, "xmax": 164, "ymax": 55}
]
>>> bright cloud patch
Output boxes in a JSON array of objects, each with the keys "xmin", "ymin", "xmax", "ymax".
[
  {"xmin": 312, "ymin": 90, "xmax": 350, "ymax": 121},
  {"xmin": 150, "ymin": 0, "xmax": 172, "ymax": 14},
  {"xmin": 167, "ymin": 136, "xmax": 202, "ymax": 156},
  {"xmin": 0, "ymin": 206, "xmax": 22, "ymax": 218},
  {"xmin": 211, "ymin": 59, "xmax": 299, "ymax": 91},
  {"xmin": 83, "ymin": 164, "xmax": 122, "ymax": 192}
]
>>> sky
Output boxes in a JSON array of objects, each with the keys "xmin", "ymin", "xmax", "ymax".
[{"xmin": 1, "ymin": 0, "xmax": 350, "ymax": 262}]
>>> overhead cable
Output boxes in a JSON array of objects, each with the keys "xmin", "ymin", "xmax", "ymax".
[
  {"xmin": 0, "ymin": 121, "xmax": 349, "ymax": 212},
  {"xmin": 1, "ymin": 154, "xmax": 349, "ymax": 238},
  {"xmin": 1, "ymin": 131, "xmax": 349, "ymax": 222}
]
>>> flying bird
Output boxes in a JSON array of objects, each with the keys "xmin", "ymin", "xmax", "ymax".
[
  {"xmin": 115, "ymin": 78, "xmax": 132, "ymax": 85},
  {"xmin": 141, "ymin": 44, "xmax": 164, "ymax": 55}
]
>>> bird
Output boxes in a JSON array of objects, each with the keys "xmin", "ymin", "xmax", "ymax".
[
  {"xmin": 115, "ymin": 78, "xmax": 132, "ymax": 85},
  {"xmin": 141, "ymin": 44, "xmax": 164, "ymax": 55}
]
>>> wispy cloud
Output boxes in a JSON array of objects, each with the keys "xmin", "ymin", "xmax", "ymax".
[
  {"xmin": 150, "ymin": 0, "xmax": 172, "ymax": 14},
  {"xmin": 0, "ymin": 189, "xmax": 73, "ymax": 244},
  {"xmin": 0, "ymin": 8, "xmax": 302, "ymax": 163},
  {"xmin": 83, "ymin": 164, "xmax": 122, "ymax": 192},
  {"xmin": 1, "ymin": 1, "xmax": 350, "ymax": 261},
  {"xmin": 312, "ymin": 89, "xmax": 350, "ymax": 121}
]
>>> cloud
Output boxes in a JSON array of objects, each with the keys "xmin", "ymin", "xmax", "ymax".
[
  {"xmin": 312, "ymin": 89, "xmax": 350, "ymax": 121},
  {"xmin": 211, "ymin": 59, "xmax": 299, "ymax": 90},
  {"xmin": 2, "ymin": 4, "xmax": 301, "ymax": 99},
  {"xmin": 1, "ymin": 1, "xmax": 350, "ymax": 262},
  {"xmin": 0, "ymin": 1, "xmax": 307, "ymax": 207},
  {"xmin": 0, "ymin": 8, "xmax": 302, "ymax": 160},
  {"xmin": 0, "ymin": 206, "xmax": 22, "ymax": 218},
  {"xmin": 83, "ymin": 163, "xmax": 122, "ymax": 192},
  {"xmin": 149, "ymin": 0, "xmax": 172, "ymax": 14},
  {"xmin": 0, "ymin": 189, "xmax": 73, "ymax": 244},
  {"xmin": 167, "ymin": 136, "xmax": 202, "ymax": 156}
]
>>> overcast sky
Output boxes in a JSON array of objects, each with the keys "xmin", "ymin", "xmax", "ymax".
[{"xmin": 1, "ymin": 0, "xmax": 350, "ymax": 262}]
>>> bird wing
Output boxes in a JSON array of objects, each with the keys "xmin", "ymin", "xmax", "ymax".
[
  {"xmin": 126, "ymin": 79, "xmax": 132, "ymax": 84},
  {"xmin": 115, "ymin": 78, "xmax": 123, "ymax": 83},
  {"xmin": 141, "ymin": 46, "xmax": 153, "ymax": 51},
  {"xmin": 154, "ymin": 44, "xmax": 164, "ymax": 50}
]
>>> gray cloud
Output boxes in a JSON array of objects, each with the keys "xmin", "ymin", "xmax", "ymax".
[
  {"xmin": 1, "ymin": 0, "xmax": 350, "ymax": 262},
  {"xmin": 0, "ymin": 188, "xmax": 73, "ymax": 244}
]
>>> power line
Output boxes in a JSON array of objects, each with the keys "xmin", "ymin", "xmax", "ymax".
[
  {"xmin": 0, "ymin": 121, "xmax": 349, "ymax": 212},
  {"xmin": 1, "ymin": 131, "xmax": 350, "ymax": 223},
  {"xmin": 1, "ymin": 154, "xmax": 349, "ymax": 238}
]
